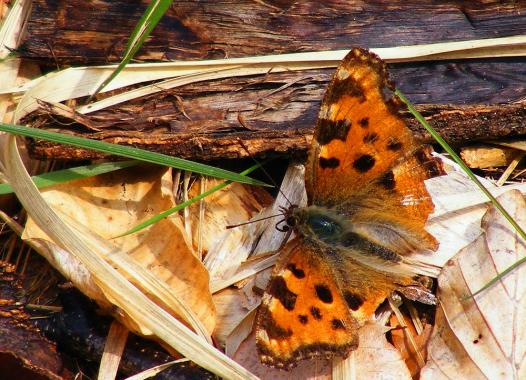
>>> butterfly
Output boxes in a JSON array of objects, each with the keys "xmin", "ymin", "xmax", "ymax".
[{"xmin": 255, "ymin": 48, "xmax": 445, "ymax": 369}]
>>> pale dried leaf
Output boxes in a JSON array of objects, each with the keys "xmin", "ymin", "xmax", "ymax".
[
  {"xmin": 209, "ymin": 253, "xmax": 277, "ymax": 293},
  {"xmin": 0, "ymin": 0, "xmax": 31, "ymax": 59},
  {"xmin": 226, "ymin": 307, "xmax": 258, "ymax": 358},
  {"xmin": 125, "ymin": 359, "xmax": 188, "ymax": 380},
  {"xmin": 31, "ymin": 238, "xmax": 111, "ymax": 307},
  {"xmin": 460, "ymin": 145, "xmax": 517, "ymax": 169},
  {"xmin": 2, "ymin": 137, "xmax": 256, "ymax": 379},
  {"xmin": 98, "ymin": 321, "xmax": 129, "ymax": 380},
  {"xmin": 23, "ymin": 165, "xmax": 216, "ymax": 334},
  {"xmin": 333, "ymin": 323, "xmax": 411, "ymax": 380},
  {"xmin": 213, "ymin": 288, "xmax": 256, "ymax": 347},
  {"xmin": 207, "ymin": 164, "xmax": 303, "ymax": 293},
  {"xmin": 422, "ymin": 190, "xmax": 526, "ymax": 380},
  {"xmin": 413, "ymin": 158, "xmax": 526, "ymax": 276},
  {"xmin": 194, "ymin": 178, "xmax": 272, "ymax": 281}
]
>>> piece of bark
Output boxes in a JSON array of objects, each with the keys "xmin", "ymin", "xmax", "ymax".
[
  {"xmin": 34, "ymin": 289, "xmax": 218, "ymax": 380},
  {"xmin": 460, "ymin": 145, "xmax": 519, "ymax": 169},
  {"xmin": 21, "ymin": 0, "xmax": 526, "ymax": 64},
  {"xmin": 19, "ymin": 1, "xmax": 526, "ymax": 162},
  {"xmin": 24, "ymin": 96, "xmax": 526, "ymax": 161},
  {"xmin": 0, "ymin": 261, "xmax": 71, "ymax": 380}
]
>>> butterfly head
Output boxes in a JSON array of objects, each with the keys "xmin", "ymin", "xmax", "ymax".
[{"xmin": 277, "ymin": 205, "xmax": 347, "ymax": 246}]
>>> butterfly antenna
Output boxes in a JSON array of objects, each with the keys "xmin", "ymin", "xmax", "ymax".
[
  {"xmin": 226, "ymin": 213, "xmax": 285, "ymax": 229},
  {"xmin": 235, "ymin": 123, "xmax": 294, "ymax": 207}
]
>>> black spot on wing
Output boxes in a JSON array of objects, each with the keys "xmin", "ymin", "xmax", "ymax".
[
  {"xmin": 344, "ymin": 291, "xmax": 364, "ymax": 311},
  {"xmin": 310, "ymin": 306, "xmax": 322, "ymax": 320},
  {"xmin": 379, "ymin": 170, "xmax": 395, "ymax": 190},
  {"xmin": 319, "ymin": 157, "xmax": 340, "ymax": 169},
  {"xmin": 425, "ymin": 160, "xmax": 446, "ymax": 178},
  {"xmin": 298, "ymin": 314, "xmax": 308, "ymax": 324},
  {"xmin": 386, "ymin": 137, "xmax": 402, "ymax": 151},
  {"xmin": 325, "ymin": 76, "xmax": 365, "ymax": 106},
  {"xmin": 352, "ymin": 154, "xmax": 375, "ymax": 173},
  {"xmin": 331, "ymin": 319, "xmax": 346, "ymax": 330},
  {"xmin": 359, "ymin": 117, "xmax": 369, "ymax": 128},
  {"xmin": 267, "ymin": 276, "xmax": 297, "ymax": 311},
  {"xmin": 258, "ymin": 305, "xmax": 293, "ymax": 339},
  {"xmin": 316, "ymin": 118, "xmax": 351, "ymax": 145},
  {"xmin": 363, "ymin": 132, "xmax": 379, "ymax": 144},
  {"xmin": 415, "ymin": 147, "xmax": 445, "ymax": 178},
  {"xmin": 315, "ymin": 284, "xmax": 333, "ymax": 304},
  {"xmin": 286, "ymin": 263, "xmax": 305, "ymax": 279}
]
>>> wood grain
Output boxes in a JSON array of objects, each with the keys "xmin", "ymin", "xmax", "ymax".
[
  {"xmin": 19, "ymin": 0, "xmax": 526, "ymax": 161},
  {"xmin": 25, "ymin": 100, "xmax": 526, "ymax": 161},
  {"xmin": 21, "ymin": 1, "xmax": 526, "ymax": 64}
]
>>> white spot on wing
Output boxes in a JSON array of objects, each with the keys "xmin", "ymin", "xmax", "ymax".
[
  {"xmin": 328, "ymin": 103, "xmax": 339, "ymax": 119},
  {"xmin": 401, "ymin": 194, "xmax": 426, "ymax": 206},
  {"xmin": 319, "ymin": 104, "xmax": 329, "ymax": 118},
  {"xmin": 336, "ymin": 68, "xmax": 351, "ymax": 81}
]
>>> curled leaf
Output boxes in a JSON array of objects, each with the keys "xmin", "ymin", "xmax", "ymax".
[{"xmin": 422, "ymin": 190, "xmax": 526, "ymax": 380}]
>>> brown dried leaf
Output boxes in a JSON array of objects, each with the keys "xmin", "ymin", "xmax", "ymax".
[
  {"xmin": 190, "ymin": 177, "xmax": 273, "ymax": 281},
  {"xmin": 23, "ymin": 165, "xmax": 215, "ymax": 334},
  {"xmin": 422, "ymin": 189, "xmax": 526, "ymax": 379},
  {"xmin": 390, "ymin": 314, "xmax": 433, "ymax": 378},
  {"xmin": 332, "ymin": 323, "xmax": 412, "ymax": 380}
]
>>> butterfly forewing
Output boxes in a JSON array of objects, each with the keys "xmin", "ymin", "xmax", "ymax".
[{"xmin": 306, "ymin": 48, "xmax": 444, "ymax": 225}]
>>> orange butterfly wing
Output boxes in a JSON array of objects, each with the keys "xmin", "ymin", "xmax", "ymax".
[
  {"xmin": 256, "ymin": 48, "xmax": 444, "ymax": 369},
  {"xmin": 305, "ymin": 48, "xmax": 444, "ymax": 229},
  {"xmin": 256, "ymin": 238, "xmax": 359, "ymax": 369},
  {"xmin": 256, "ymin": 237, "xmax": 409, "ymax": 369}
]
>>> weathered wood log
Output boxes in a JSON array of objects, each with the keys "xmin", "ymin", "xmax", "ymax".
[
  {"xmin": 19, "ymin": 0, "xmax": 526, "ymax": 161},
  {"xmin": 21, "ymin": 0, "xmax": 526, "ymax": 64},
  {"xmin": 25, "ymin": 98, "xmax": 526, "ymax": 161}
]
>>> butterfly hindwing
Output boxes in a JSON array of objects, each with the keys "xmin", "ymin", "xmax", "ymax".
[{"xmin": 256, "ymin": 238, "xmax": 359, "ymax": 369}]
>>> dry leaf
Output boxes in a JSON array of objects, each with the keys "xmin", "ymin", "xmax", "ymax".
[
  {"xmin": 189, "ymin": 177, "xmax": 273, "ymax": 281},
  {"xmin": 422, "ymin": 189, "xmax": 526, "ymax": 379},
  {"xmin": 23, "ymin": 165, "xmax": 216, "ymax": 334},
  {"xmin": 413, "ymin": 159, "xmax": 526, "ymax": 276},
  {"xmin": 213, "ymin": 288, "xmax": 256, "ymax": 347},
  {"xmin": 390, "ymin": 313, "xmax": 433, "ymax": 377},
  {"xmin": 332, "ymin": 322, "xmax": 412, "ymax": 380}
]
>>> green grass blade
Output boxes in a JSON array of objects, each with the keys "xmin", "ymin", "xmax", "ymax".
[
  {"xmin": 396, "ymin": 89, "xmax": 526, "ymax": 297},
  {"xmin": 116, "ymin": 162, "xmax": 263, "ymax": 237},
  {"xmin": 90, "ymin": 0, "xmax": 173, "ymax": 98},
  {"xmin": 0, "ymin": 123, "xmax": 269, "ymax": 187},
  {"xmin": 0, "ymin": 160, "xmax": 139, "ymax": 195}
]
